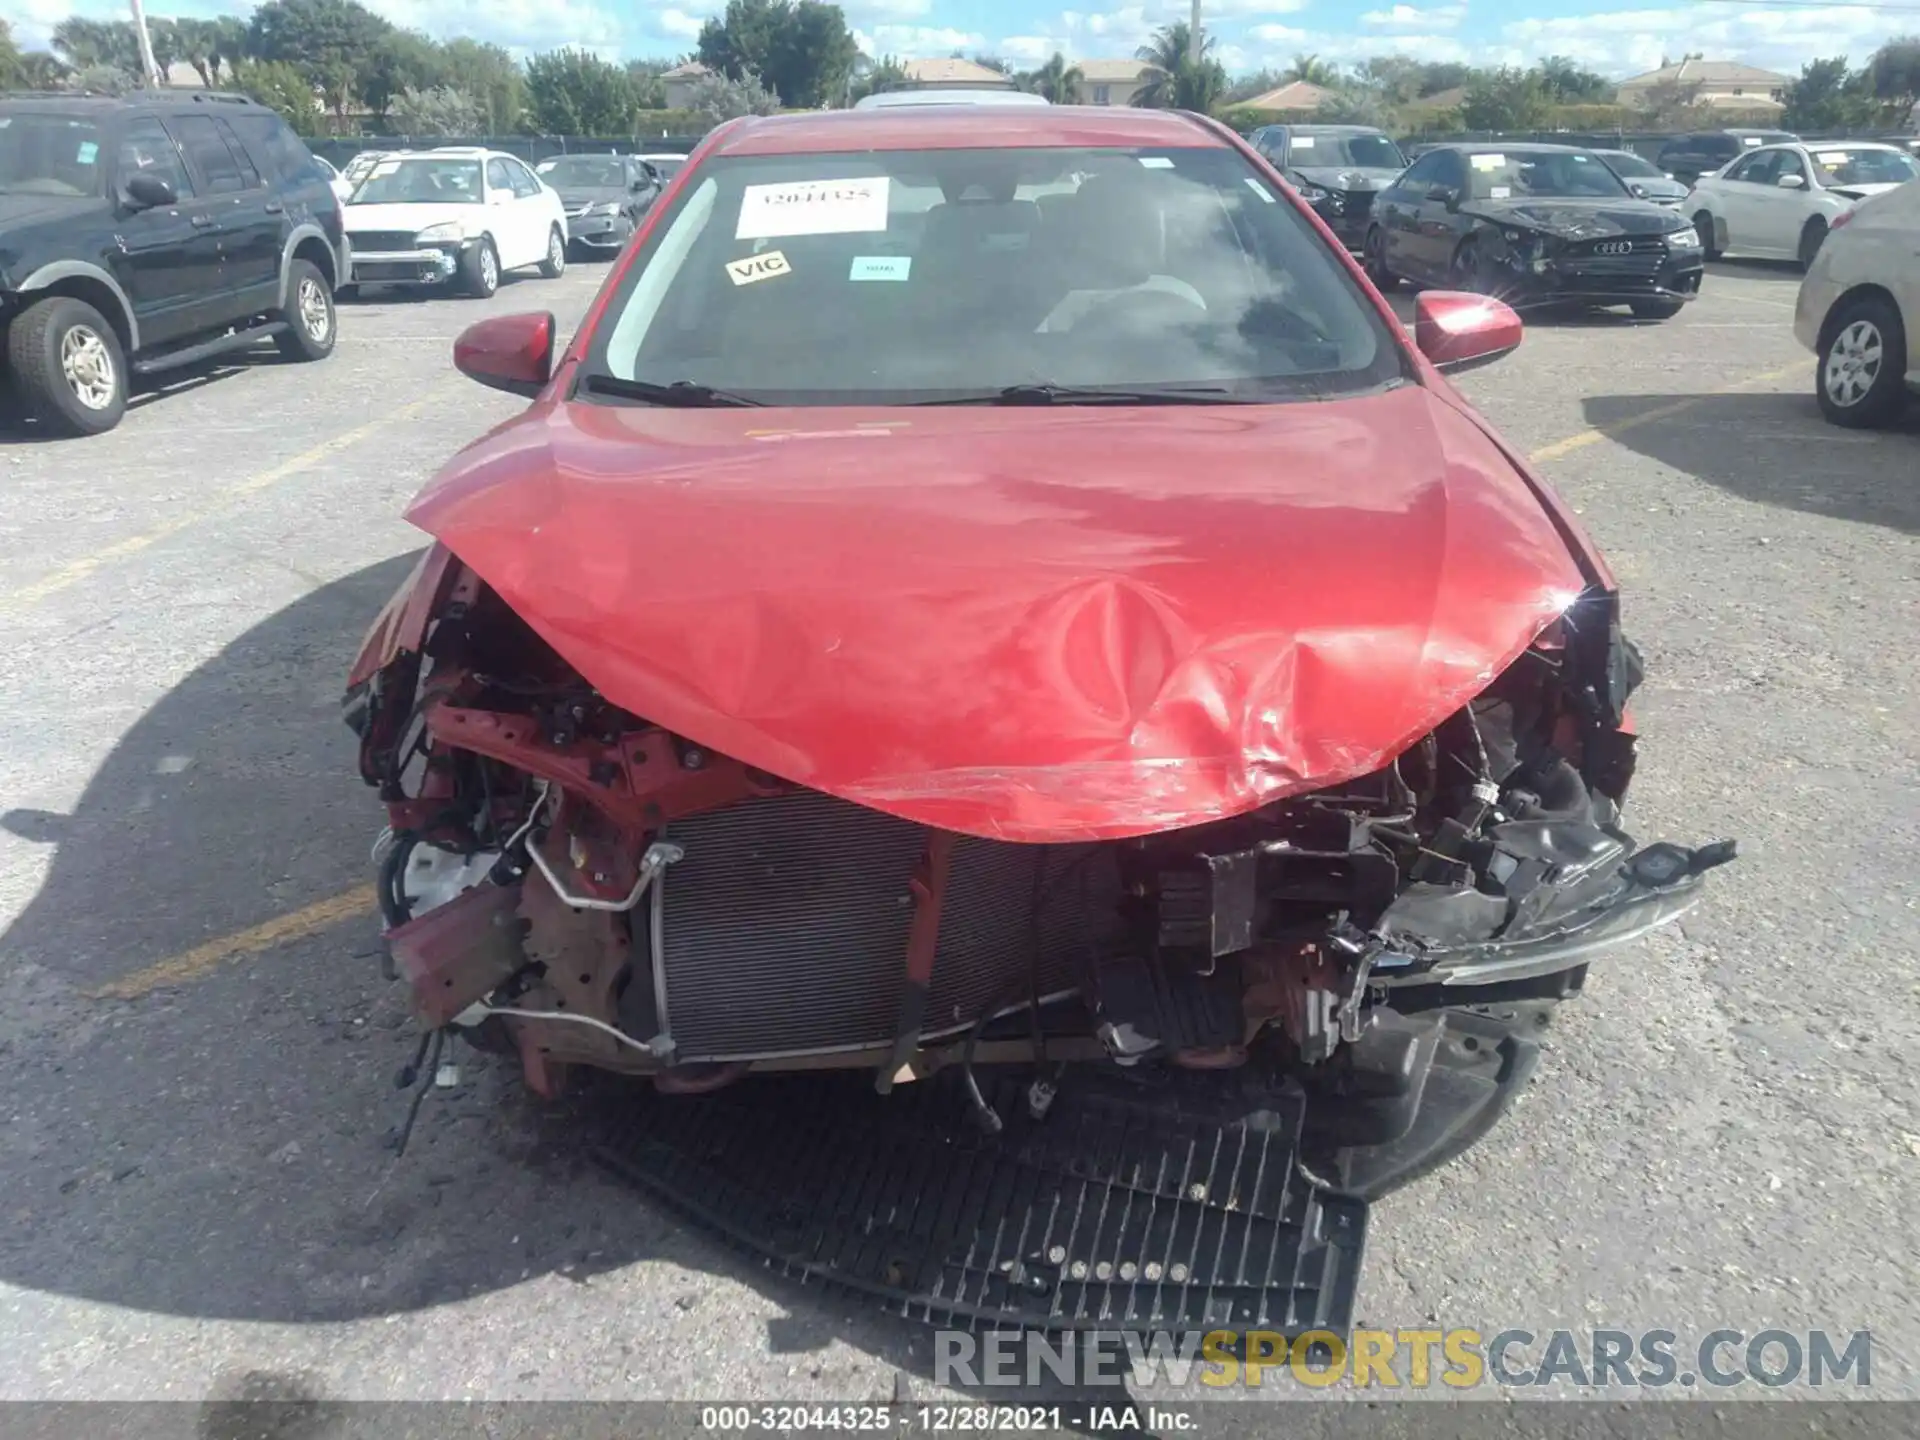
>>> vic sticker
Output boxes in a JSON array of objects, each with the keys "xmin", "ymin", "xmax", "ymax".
[
  {"xmin": 726, "ymin": 249, "xmax": 793, "ymax": 285},
  {"xmin": 736, "ymin": 178, "xmax": 890, "ymax": 239}
]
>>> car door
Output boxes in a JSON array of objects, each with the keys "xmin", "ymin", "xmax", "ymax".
[
  {"xmin": 104, "ymin": 114, "xmax": 209, "ymax": 349},
  {"xmin": 1744, "ymin": 146, "xmax": 1814, "ymax": 256},
  {"xmin": 502, "ymin": 156, "xmax": 557, "ymax": 257},
  {"xmin": 1708, "ymin": 149, "xmax": 1767, "ymax": 248},
  {"xmin": 625, "ymin": 158, "xmax": 658, "ymax": 217},
  {"xmin": 1401, "ymin": 149, "xmax": 1467, "ymax": 281},
  {"xmin": 482, "ymin": 156, "xmax": 534, "ymax": 268},
  {"xmin": 1373, "ymin": 151, "xmax": 1442, "ymax": 278},
  {"xmin": 163, "ymin": 112, "xmax": 281, "ymax": 322}
]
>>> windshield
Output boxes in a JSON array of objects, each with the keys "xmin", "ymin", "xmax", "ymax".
[
  {"xmin": 1464, "ymin": 150, "xmax": 1629, "ymax": 201},
  {"xmin": 1292, "ymin": 132, "xmax": 1406, "ymax": 169},
  {"xmin": 643, "ymin": 156, "xmax": 684, "ymax": 178},
  {"xmin": 537, "ymin": 155, "xmax": 627, "ymax": 187},
  {"xmin": 349, "ymin": 157, "xmax": 483, "ymax": 205},
  {"xmin": 1600, "ymin": 151, "xmax": 1663, "ymax": 179},
  {"xmin": 1811, "ymin": 145, "xmax": 1918, "ymax": 187},
  {"xmin": 581, "ymin": 144, "xmax": 1402, "ymax": 405},
  {"xmin": 0, "ymin": 112, "xmax": 103, "ymax": 197}
]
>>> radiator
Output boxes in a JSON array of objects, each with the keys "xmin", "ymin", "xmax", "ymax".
[{"xmin": 654, "ymin": 791, "xmax": 1126, "ymax": 1063}]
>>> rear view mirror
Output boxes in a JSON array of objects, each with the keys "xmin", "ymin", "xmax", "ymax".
[
  {"xmin": 1413, "ymin": 291, "xmax": 1523, "ymax": 374},
  {"xmin": 124, "ymin": 172, "xmax": 176, "ymax": 208},
  {"xmin": 453, "ymin": 311, "xmax": 556, "ymax": 398}
]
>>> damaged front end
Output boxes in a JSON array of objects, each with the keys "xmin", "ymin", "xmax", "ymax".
[{"xmin": 345, "ymin": 546, "xmax": 1732, "ymax": 1210}]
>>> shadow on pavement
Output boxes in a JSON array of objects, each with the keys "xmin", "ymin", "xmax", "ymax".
[
  {"xmin": 1581, "ymin": 390, "xmax": 1920, "ymax": 535},
  {"xmin": 0, "ymin": 554, "xmax": 1138, "ymax": 1420}
]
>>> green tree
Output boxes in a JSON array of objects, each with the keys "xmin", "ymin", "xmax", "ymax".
[
  {"xmin": 1779, "ymin": 57, "xmax": 1875, "ymax": 131},
  {"xmin": 697, "ymin": 0, "xmax": 859, "ymax": 109},
  {"xmin": 1283, "ymin": 53, "xmax": 1338, "ymax": 86},
  {"xmin": 847, "ymin": 53, "xmax": 909, "ymax": 104},
  {"xmin": 248, "ymin": 0, "xmax": 394, "ymax": 119},
  {"xmin": 1133, "ymin": 22, "xmax": 1224, "ymax": 110},
  {"xmin": 1224, "ymin": 69, "xmax": 1282, "ymax": 104},
  {"xmin": 628, "ymin": 59, "xmax": 672, "ymax": 108},
  {"xmin": 525, "ymin": 48, "xmax": 637, "ymax": 135},
  {"xmin": 1459, "ymin": 66, "xmax": 1550, "ymax": 131},
  {"xmin": 442, "ymin": 40, "xmax": 525, "ymax": 132},
  {"xmin": 231, "ymin": 58, "xmax": 325, "ymax": 134},
  {"xmin": 362, "ymin": 30, "xmax": 448, "ymax": 121},
  {"xmin": 686, "ymin": 66, "xmax": 782, "ymax": 122},
  {"xmin": 1018, "ymin": 52, "xmax": 1083, "ymax": 103},
  {"xmin": 19, "ymin": 49, "xmax": 68, "ymax": 87},
  {"xmin": 1867, "ymin": 36, "xmax": 1920, "ymax": 119},
  {"xmin": 51, "ymin": 18, "xmax": 139, "ymax": 73},
  {"xmin": 1534, "ymin": 54, "xmax": 1612, "ymax": 103},
  {"xmin": 389, "ymin": 84, "xmax": 485, "ymax": 136},
  {"xmin": 1317, "ymin": 86, "xmax": 1391, "ymax": 127},
  {"xmin": 0, "ymin": 18, "xmax": 23, "ymax": 89}
]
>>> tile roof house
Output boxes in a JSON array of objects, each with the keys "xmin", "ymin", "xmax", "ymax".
[
  {"xmin": 1070, "ymin": 58, "xmax": 1154, "ymax": 107},
  {"xmin": 1238, "ymin": 80, "xmax": 1336, "ymax": 114},
  {"xmin": 661, "ymin": 61, "xmax": 713, "ymax": 110},
  {"xmin": 899, "ymin": 58, "xmax": 1017, "ymax": 90},
  {"xmin": 1615, "ymin": 58, "xmax": 1790, "ymax": 113}
]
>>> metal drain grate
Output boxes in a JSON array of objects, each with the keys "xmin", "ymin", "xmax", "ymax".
[{"xmin": 590, "ymin": 1068, "xmax": 1365, "ymax": 1335}]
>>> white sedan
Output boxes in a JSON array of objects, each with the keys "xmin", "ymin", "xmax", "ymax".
[
  {"xmin": 1794, "ymin": 177, "xmax": 1919, "ymax": 428},
  {"xmin": 341, "ymin": 149, "xmax": 570, "ymax": 298},
  {"xmin": 1686, "ymin": 141, "xmax": 1918, "ymax": 268}
]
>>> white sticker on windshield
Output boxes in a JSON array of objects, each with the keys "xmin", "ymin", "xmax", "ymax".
[
  {"xmin": 76, "ymin": 141, "xmax": 98, "ymax": 164},
  {"xmin": 1816, "ymin": 151, "xmax": 1848, "ymax": 165},
  {"xmin": 1471, "ymin": 153, "xmax": 1505, "ymax": 170},
  {"xmin": 1137, "ymin": 155, "xmax": 1175, "ymax": 168},
  {"xmin": 726, "ymin": 249, "xmax": 792, "ymax": 285},
  {"xmin": 1743, "ymin": 136, "xmax": 1762, "ymax": 146},
  {"xmin": 1244, "ymin": 177, "xmax": 1276, "ymax": 202},
  {"xmin": 372, "ymin": 160, "xmax": 401, "ymax": 176},
  {"xmin": 849, "ymin": 255, "xmax": 910, "ymax": 281},
  {"xmin": 736, "ymin": 177, "xmax": 890, "ymax": 239},
  {"xmin": 1490, "ymin": 185, "xmax": 1511, "ymax": 198},
  {"xmin": 1291, "ymin": 136, "xmax": 1315, "ymax": 148},
  {"xmin": 536, "ymin": 159, "xmax": 556, "ymax": 172}
]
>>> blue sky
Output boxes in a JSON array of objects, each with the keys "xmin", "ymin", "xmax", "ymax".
[{"xmin": 13, "ymin": 0, "xmax": 1919, "ymax": 82}]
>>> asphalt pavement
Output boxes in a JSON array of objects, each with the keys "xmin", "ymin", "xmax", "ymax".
[{"xmin": 0, "ymin": 258, "xmax": 1915, "ymax": 1411}]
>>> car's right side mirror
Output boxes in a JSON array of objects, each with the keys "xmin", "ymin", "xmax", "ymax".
[
  {"xmin": 124, "ymin": 172, "xmax": 176, "ymax": 209},
  {"xmin": 1413, "ymin": 291, "xmax": 1523, "ymax": 374},
  {"xmin": 453, "ymin": 311, "xmax": 556, "ymax": 398}
]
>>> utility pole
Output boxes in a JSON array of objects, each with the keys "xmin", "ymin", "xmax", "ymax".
[
  {"xmin": 128, "ymin": 0, "xmax": 161, "ymax": 88},
  {"xmin": 1190, "ymin": 0, "xmax": 1202, "ymax": 59}
]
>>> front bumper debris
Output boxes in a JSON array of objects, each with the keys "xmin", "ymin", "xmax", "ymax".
[
  {"xmin": 1495, "ymin": 238, "xmax": 1705, "ymax": 307},
  {"xmin": 348, "ymin": 246, "xmax": 460, "ymax": 286}
]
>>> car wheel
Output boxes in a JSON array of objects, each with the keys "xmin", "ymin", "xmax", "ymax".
[
  {"xmin": 5, "ymin": 294, "xmax": 128, "ymax": 437},
  {"xmin": 460, "ymin": 237, "xmax": 500, "ymax": 298},
  {"xmin": 1451, "ymin": 237, "xmax": 1489, "ymax": 293},
  {"xmin": 273, "ymin": 259, "xmax": 337, "ymax": 362},
  {"xmin": 1363, "ymin": 227, "xmax": 1397, "ymax": 291},
  {"xmin": 538, "ymin": 225, "xmax": 567, "ymax": 279},
  {"xmin": 1816, "ymin": 294, "xmax": 1908, "ymax": 429},
  {"xmin": 1630, "ymin": 299, "xmax": 1685, "ymax": 321},
  {"xmin": 1798, "ymin": 218, "xmax": 1828, "ymax": 271},
  {"xmin": 1693, "ymin": 210, "xmax": 1721, "ymax": 261}
]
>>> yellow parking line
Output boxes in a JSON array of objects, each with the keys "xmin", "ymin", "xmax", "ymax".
[
  {"xmin": 89, "ymin": 884, "xmax": 378, "ymax": 1001},
  {"xmin": 1527, "ymin": 361, "xmax": 1803, "ymax": 464},
  {"xmin": 1, "ymin": 386, "xmax": 454, "ymax": 612}
]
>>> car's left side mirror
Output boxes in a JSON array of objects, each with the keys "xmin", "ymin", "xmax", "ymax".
[
  {"xmin": 1778, "ymin": 173, "xmax": 1807, "ymax": 189},
  {"xmin": 123, "ymin": 172, "xmax": 176, "ymax": 209},
  {"xmin": 453, "ymin": 311, "xmax": 555, "ymax": 398},
  {"xmin": 1413, "ymin": 291, "xmax": 1523, "ymax": 374}
]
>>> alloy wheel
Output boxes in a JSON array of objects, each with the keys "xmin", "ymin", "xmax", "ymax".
[
  {"xmin": 481, "ymin": 246, "xmax": 499, "ymax": 291},
  {"xmin": 60, "ymin": 324, "xmax": 117, "ymax": 410},
  {"xmin": 1823, "ymin": 319, "xmax": 1881, "ymax": 408},
  {"xmin": 297, "ymin": 276, "xmax": 331, "ymax": 341}
]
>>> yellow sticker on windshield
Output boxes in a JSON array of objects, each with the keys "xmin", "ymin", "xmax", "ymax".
[
  {"xmin": 726, "ymin": 249, "xmax": 792, "ymax": 286},
  {"xmin": 1471, "ymin": 153, "xmax": 1505, "ymax": 170}
]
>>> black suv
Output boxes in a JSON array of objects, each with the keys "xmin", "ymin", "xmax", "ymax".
[
  {"xmin": 0, "ymin": 89, "xmax": 347, "ymax": 436},
  {"xmin": 1654, "ymin": 129, "xmax": 1798, "ymax": 187}
]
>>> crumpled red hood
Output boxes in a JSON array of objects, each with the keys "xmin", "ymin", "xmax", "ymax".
[{"xmin": 405, "ymin": 385, "xmax": 1587, "ymax": 841}]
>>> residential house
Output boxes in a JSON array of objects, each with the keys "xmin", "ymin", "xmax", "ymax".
[
  {"xmin": 1238, "ymin": 80, "xmax": 1335, "ymax": 115},
  {"xmin": 899, "ymin": 58, "xmax": 1017, "ymax": 90},
  {"xmin": 1614, "ymin": 58, "xmax": 1790, "ymax": 114},
  {"xmin": 661, "ymin": 61, "xmax": 712, "ymax": 109},
  {"xmin": 1070, "ymin": 59, "xmax": 1153, "ymax": 106}
]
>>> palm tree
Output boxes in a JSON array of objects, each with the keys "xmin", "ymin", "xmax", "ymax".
[
  {"xmin": 1284, "ymin": 53, "xmax": 1338, "ymax": 86},
  {"xmin": 1132, "ymin": 22, "xmax": 1223, "ymax": 110},
  {"xmin": 1018, "ymin": 52, "xmax": 1084, "ymax": 104}
]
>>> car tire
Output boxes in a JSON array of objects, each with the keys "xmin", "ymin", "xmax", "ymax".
[
  {"xmin": 1816, "ymin": 294, "xmax": 1908, "ymax": 429},
  {"xmin": 1451, "ymin": 237, "xmax": 1489, "ymax": 294},
  {"xmin": 460, "ymin": 237, "xmax": 500, "ymax": 298},
  {"xmin": 273, "ymin": 258, "xmax": 337, "ymax": 362},
  {"xmin": 1798, "ymin": 218, "xmax": 1828, "ymax": 271},
  {"xmin": 1630, "ymin": 299, "xmax": 1685, "ymax": 321},
  {"xmin": 538, "ymin": 225, "xmax": 567, "ymax": 279},
  {"xmin": 335, "ymin": 282, "xmax": 359, "ymax": 302},
  {"xmin": 5, "ymin": 294, "xmax": 128, "ymax": 437},
  {"xmin": 1693, "ymin": 210, "xmax": 1721, "ymax": 261},
  {"xmin": 1363, "ymin": 227, "xmax": 1398, "ymax": 291}
]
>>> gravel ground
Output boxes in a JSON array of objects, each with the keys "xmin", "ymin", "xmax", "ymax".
[{"xmin": 0, "ymin": 257, "xmax": 1915, "ymax": 1417}]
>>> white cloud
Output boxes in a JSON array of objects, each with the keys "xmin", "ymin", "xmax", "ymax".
[
  {"xmin": 655, "ymin": 7, "xmax": 705, "ymax": 39},
  {"xmin": 858, "ymin": 24, "xmax": 989, "ymax": 57},
  {"xmin": 1496, "ymin": 6, "xmax": 1904, "ymax": 78},
  {"xmin": 1361, "ymin": 4, "xmax": 1467, "ymax": 31},
  {"xmin": 845, "ymin": 0, "xmax": 935, "ymax": 19},
  {"xmin": 367, "ymin": 0, "xmax": 628, "ymax": 59}
]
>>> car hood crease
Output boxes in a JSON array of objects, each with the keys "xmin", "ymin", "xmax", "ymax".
[
  {"xmin": 404, "ymin": 384, "xmax": 1588, "ymax": 841},
  {"xmin": 1465, "ymin": 199, "xmax": 1682, "ymax": 236}
]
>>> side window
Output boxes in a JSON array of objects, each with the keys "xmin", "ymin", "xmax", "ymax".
[
  {"xmin": 228, "ymin": 112, "xmax": 317, "ymax": 185},
  {"xmin": 505, "ymin": 159, "xmax": 543, "ymax": 198},
  {"xmin": 166, "ymin": 114, "xmax": 247, "ymax": 195},
  {"xmin": 1723, "ymin": 153, "xmax": 1758, "ymax": 182},
  {"xmin": 1393, "ymin": 152, "xmax": 1442, "ymax": 193},
  {"xmin": 213, "ymin": 119, "xmax": 262, "ymax": 189},
  {"xmin": 1774, "ymin": 149, "xmax": 1808, "ymax": 183},
  {"xmin": 114, "ymin": 116, "xmax": 195, "ymax": 200},
  {"xmin": 1432, "ymin": 150, "xmax": 1467, "ymax": 190},
  {"xmin": 485, "ymin": 157, "xmax": 517, "ymax": 196},
  {"xmin": 1742, "ymin": 151, "xmax": 1781, "ymax": 186}
]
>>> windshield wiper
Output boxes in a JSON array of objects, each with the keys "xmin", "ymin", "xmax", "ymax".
[
  {"xmin": 579, "ymin": 374, "xmax": 764, "ymax": 408},
  {"xmin": 916, "ymin": 382, "xmax": 1242, "ymax": 407}
]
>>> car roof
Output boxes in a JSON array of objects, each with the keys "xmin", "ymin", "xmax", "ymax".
[
  {"xmin": 706, "ymin": 105, "xmax": 1221, "ymax": 157},
  {"xmin": 1279, "ymin": 124, "xmax": 1386, "ymax": 135},
  {"xmin": 853, "ymin": 88, "xmax": 1049, "ymax": 109},
  {"xmin": 0, "ymin": 89, "xmax": 267, "ymax": 114},
  {"xmin": 1431, "ymin": 141, "xmax": 1592, "ymax": 155}
]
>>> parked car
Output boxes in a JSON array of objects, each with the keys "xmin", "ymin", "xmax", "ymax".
[
  {"xmin": 1655, "ymin": 128, "xmax": 1798, "ymax": 186},
  {"xmin": 341, "ymin": 148, "xmax": 568, "ymax": 297},
  {"xmin": 0, "ymin": 88, "xmax": 344, "ymax": 436},
  {"xmin": 1794, "ymin": 177, "xmax": 1919, "ymax": 427},
  {"xmin": 313, "ymin": 153, "xmax": 354, "ymax": 204},
  {"xmin": 1592, "ymin": 147, "xmax": 1689, "ymax": 206},
  {"xmin": 533, "ymin": 152, "xmax": 660, "ymax": 257},
  {"xmin": 1686, "ymin": 140, "xmax": 1918, "ymax": 268},
  {"xmin": 1247, "ymin": 123, "xmax": 1408, "ymax": 250},
  {"xmin": 635, "ymin": 152, "xmax": 688, "ymax": 182},
  {"xmin": 1365, "ymin": 142, "xmax": 1705, "ymax": 319},
  {"xmin": 338, "ymin": 149, "xmax": 392, "ymax": 190},
  {"xmin": 342, "ymin": 105, "xmax": 1730, "ymax": 1331}
]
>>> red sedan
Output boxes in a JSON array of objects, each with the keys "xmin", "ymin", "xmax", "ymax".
[{"xmin": 344, "ymin": 105, "xmax": 1731, "ymax": 1334}]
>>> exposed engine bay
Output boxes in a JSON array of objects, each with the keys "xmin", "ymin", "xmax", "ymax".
[{"xmin": 345, "ymin": 552, "xmax": 1732, "ymax": 1203}]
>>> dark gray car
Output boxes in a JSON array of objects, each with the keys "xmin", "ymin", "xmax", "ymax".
[
  {"xmin": 533, "ymin": 153, "xmax": 659, "ymax": 257},
  {"xmin": 1247, "ymin": 123, "xmax": 1409, "ymax": 250},
  {"xmin": 1594, "ymin": 148, "xmax": 1689, "ymax": 207}
]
